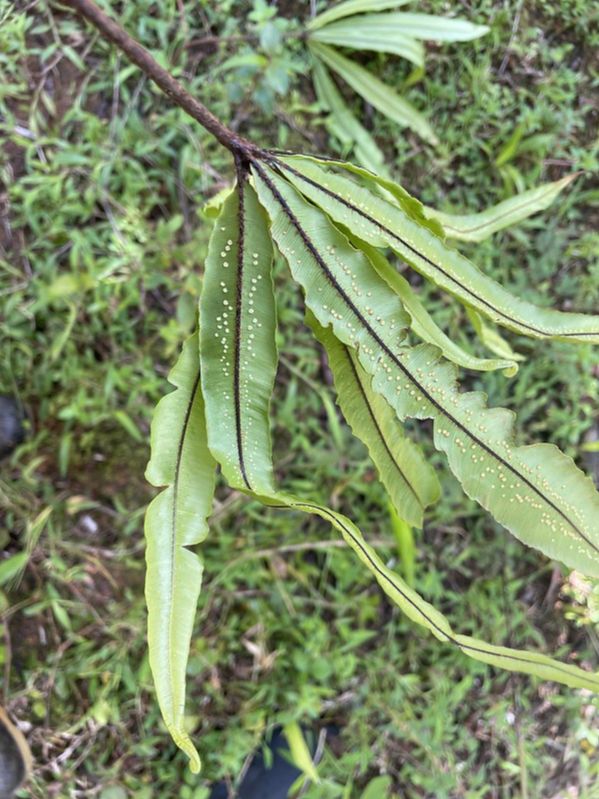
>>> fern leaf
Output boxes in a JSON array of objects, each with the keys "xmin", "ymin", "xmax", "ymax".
[
  {"xmin": 251, "ymin": 162, "xmax": 599, "ymax": 576},
  {"xmin": 309, "ymin": 311, "xmax": 440, "ymax": 526},
  {"xmin": 274, "ymin": 155, "xmax": 599, "ymax": 343},
  {"xmin": 145, "ymin": 333, "xmax": 216, "ymax": 773},
  {"xmin": 200, "ymin": 179, "xmax": 277, "ymax": 495}
]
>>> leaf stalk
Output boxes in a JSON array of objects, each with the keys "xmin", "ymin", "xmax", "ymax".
[{"xmin": 58, "ymin": 0, "xmax": 263, "ymax": 160}]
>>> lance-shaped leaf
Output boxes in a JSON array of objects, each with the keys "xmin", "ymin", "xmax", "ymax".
[
  {"xmin": 308, "ymin": 0, "xmax": 410, "ymax": 30},
  {"xmin": 370, "ymin": 12, "xmax": 489, "ymax": 42},
  {"xmin": 309, "ymin": 312, "xmax": 440, "ymax": 527},
  {"xmin": 274, "ymin": 155, "xmax": 599, "ymax": 344},
  {"xmin": 309, "ymin": 42, "xmax": 438, "ymax": 146},
  {"xmin": 286, "ymin": 497, "xmax": 599, "ymax": 690},
  {"xmin": 424, "ymin": 174, "xmax": 580, "ymax": 242},
  {"xmin": 351, "ymin": 237, "xmax": 520, "ymax": 375},
  {"xmin": 200, "ymin": 179, "xmax": 277, "ymax": 495},
  {"xmin": 310, "ymin": 16, "xmax": 425, "ymax": 66},
  {"xmin": 250, "ymin": 162, "xmax": 599, "ymax": 577},
  {"xmin": 145, "ymin": 333, "xmax": 216, "ymax": 773},
  {"xmin": 274, "ymin": 152, "xmax": 445, "ymax": 237},
  {"xmin": 312, "ymin": 60, "xmax": 387, "ymax": 177},
  {"xmin": 259, "ymin": 491, "xmax": 599, "ymax": 691}
]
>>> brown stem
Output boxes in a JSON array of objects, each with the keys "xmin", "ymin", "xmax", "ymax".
[{"xmin": 58, "ymin": 0, "xmax": 262, "ymax": 159}]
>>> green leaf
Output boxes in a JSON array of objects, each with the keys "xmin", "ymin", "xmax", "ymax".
[
  {"xmin": 310, "ymin": 16, "xmax": 424, "ymax": 66},
  {"xmin": 145, "ymin": 333, "xmax": 216, "ymax": 773},
  {"xmin": 371, "ymin": 12, "xmax": 489, "ymax": 41},
  {"xmin": 200, "ymin": 180, "xmax": 277, "ymax": 495},
  {"xmin": 361, "ymin": 776, "xmax": 393, "ymax": 799},
  {"xmin": 308, "ymin": 0, "xmax": 410, "ymax": 31},
  {"xmin": 466, "ymin": 307, "xmax": 525, "ymax": 364},
  {"xmin": 354, "ymin": 239, "xmax": 520, "ymax": 375},
  {"xmin": 274, "ymin": 154, "xmax": 599, "ymax": 343},
  {"xmin": 388, "ymin": 504, "xmax": 415, "ymax": 587},
  {"xmin": 0, "ymin": 552, "xmax": 29, "ymax": 587},
  {"xmin": 251, "ymin": 162, "xmax": 599, "ymax": 577},
  {"xmin": 283, "ymin": 722, "xmax": 320, "ymax": 783},
  {"xmin": 274, "ymin": 151, "xmax": 444, "ymax": 237},
  {"xmin": 309, "ymin": 42, "xmax": 438, "ymax": 146},
  {"xmin": 495, "ymin": 122, "xmax": 526, "ymax": 167},
  {"xmin": 310, "ymin": 312, "xmax": 440, "ymax": 527},
  {"xmin": 424, "ymin": 174, "xmax": 580, "ymax": 242},
  {"xmin": 312, "ymin": 59, "xmax": 387, "ymax": 176},
  {"xmin": 281, "ymin": 497, "xmax": 599, "ymax": 690}
]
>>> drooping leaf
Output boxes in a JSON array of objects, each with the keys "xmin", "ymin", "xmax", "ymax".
[
  {"xmin": 309, "ymin": 312, "xmax": 440, "ymax": 527},
  {"xmin": 310, "ymin": 16, "xmax": 424, "ymax": 66},
  {"xmin": 145, "ymin": 333, "xmax": 216, "ymax": 773},
  {"xmin": 308, "ymin": 0, "xmax": 410, "ymax": 31},
  {"xmin": 312, "ymin": 59, "xmax": 387, "ymax": 176},
  {"xmin": 425, "ymin": 174, "xmax": 580, "ymax": 242},
  {"xmin": 274, "ymin": 154, "xmax": 599, "ymax": 344},
  {"xmin": 251, "ymin": 161, "xmax": 599, "ymax": 577},
  {"xmin": 370, "ymin": 12, "xmax": 489, "ymax": 41},
  {"xmin": 352, "ymin": 238, "xmax": 520, "ymax": 375},
  {"xmin": 200, "ymin": 179, "xmax": 277, "ymax": 495},
  {"xmin": 309, "ymin": 42, "xmax": 438, "ymax": 146},
  {"xmin": 281, "ymin": 496, "xmax": 599, "ymax": 690}
]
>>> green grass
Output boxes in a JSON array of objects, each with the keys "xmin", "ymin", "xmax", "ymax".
[{"xmin": 1, "ymin": 0, "xmax": 598, "ymax": 797}]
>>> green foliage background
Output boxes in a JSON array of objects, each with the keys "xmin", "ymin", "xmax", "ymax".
[{"xmin": 1, "ymin": 0, "xmax": 598, "ymax": 796}]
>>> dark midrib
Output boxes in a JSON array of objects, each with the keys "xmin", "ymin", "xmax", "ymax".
[
  {"xmin": 252, "ymin": 161, "xmax": 597, "ymax": 557},
  {"xmin": 234, "ymin": 183, "xmax": 252, "ymax": 491},
  {"xmin": 171, "ymin": 369, "xmax": 203, "ymax": 612},
  {"xmin": 300, "ymin": 501, "xmax": 599, "ymax": 685},
  {"xmin": 342, "ymin": 344, "xmax": 423, "ymax": 509},
  {"xmin": 276, "ymin": 160, "xmax": 599, "ymax": 340}
]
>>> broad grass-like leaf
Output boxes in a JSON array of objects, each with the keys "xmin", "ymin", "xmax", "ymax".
[
  {"xmin": 308, "ymin": 0, "xmax": 409, "ymax": 30},
  {"xmin": 424, "ymin": 174, "xmax": 579, "ymax": 242},
  {"xmin": 374, "ymin": 12, "xmax": 489, "ymax": 41},
  {"xmin": 309, "ymin": 42, "xmax": 438, "ymax": 145},
  {"xmin": 145, "ymin": 333, "xmax": 216, "ymax": 773},
  {"xmin": 200, "ymin": 180, "xmax": 276, "ymax": 495},
  {"xmin": 354, "ymin": 238, "xmax": 520, "ymax": 375},
  {"xmin": 260, "ymin": 492, "xmax": 599, "ymax": 690},
  {"xmin": 312, "ymin": 60, "xmax": 387, "ymax": 176},
  {"xmin": 275, "ymin": 155, "xmax": 599, "ymax": 343},
  {"xmin": 251, "ymin": 162, "xmax": 599, "ymax": 576},
  {"xmin": 310, "ymin": 16, "xmax": 424, "ymax": 66},
  {"xmin": 310, "ymin": 313, "xmax": 440, "ymax": 526}
]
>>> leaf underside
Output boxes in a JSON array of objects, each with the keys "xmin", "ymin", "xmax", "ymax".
[
  {"xmin": 251, "ymin": 160, "xmax": 599, "ymax": 577},
  {"xmin": 145, "ymin": 333, "xmax": 216, "ymax": 773},
  {"xmin": 200, "ymin": 179, "xmax": 277, "ymax": 496},
  {"xmin": 274, "ymin": 155, "xmax": 599, "ymax": 344},
  {"xmin": 147, "ymin": 142, "xmax": 599, "ymax": 772},
  {"xmin": 424, "ymin": 174, "xmax": 579, "ymax": 242},
  {"xmin": 309, "ymin": 311, "xmax": 441, "ymax": 527}
]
